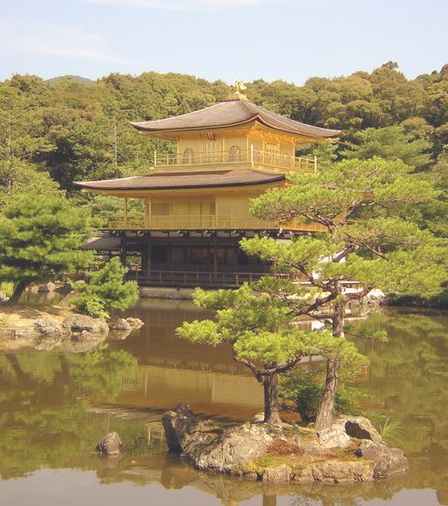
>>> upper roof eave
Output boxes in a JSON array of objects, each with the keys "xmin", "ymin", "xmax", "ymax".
[
  {"xmin": 131, "ymin": 117, "xmax": 340, "ymax": 139},
  {"xmin": 129, "ymin": 99, "xmax": 341, "ymax": 139}
]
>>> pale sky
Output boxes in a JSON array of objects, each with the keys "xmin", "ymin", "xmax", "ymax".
[{"xmin": 1, "ymin": 0, "xmax": 447, "ymax": 83}]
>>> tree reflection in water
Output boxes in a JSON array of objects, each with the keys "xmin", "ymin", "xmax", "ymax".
[{"xmin": 0, "ymin": 306, "xmax": 447, "ymax": 506}]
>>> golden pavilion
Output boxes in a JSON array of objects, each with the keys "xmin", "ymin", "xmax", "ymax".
[{"xmin": 76, "ymin": 91, "xmax": 340, "ymax": 288}]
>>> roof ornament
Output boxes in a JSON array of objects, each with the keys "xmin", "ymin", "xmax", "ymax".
[{"xmin": 230, "ymin": 81, "xmax": 248, "ymax": 101}]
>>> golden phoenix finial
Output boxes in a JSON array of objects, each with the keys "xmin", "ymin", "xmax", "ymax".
[{"xmin": 233, "ymin": 81, "xmax": 248, "ymax": 100}]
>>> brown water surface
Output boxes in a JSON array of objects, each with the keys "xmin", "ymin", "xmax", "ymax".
[{"xmin": 0, "ymin": 300, "xmax": 447, "ymax": 506}]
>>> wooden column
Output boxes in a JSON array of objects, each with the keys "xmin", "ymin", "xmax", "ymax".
[
  {"xmin": 143, "ymin": 233, "xmax": 151, "ymax": 276},
  {"xmin": 144, "ymin": 198, "xmax": 151, "ymax": 228},
  {"xmin": 124, "ymin": 198, "xmax": 128, "ymax": 228}
]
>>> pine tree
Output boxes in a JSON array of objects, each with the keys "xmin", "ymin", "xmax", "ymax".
[
  {"xmin": 0, "ymin": 191, "xmax": 92, "ymax": 303},
  {"xmin": 72, "ymin": 257, "xmax": 139, "ymax": 319},
  {"xmin": 242, "ymin": 157, "xmax": 446, "ymax": 429},
  {"xmin": 177, "ymin": 283, "xmax": 364, "ymax": 424}
]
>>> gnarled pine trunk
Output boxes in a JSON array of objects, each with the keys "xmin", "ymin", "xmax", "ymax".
[
  {"xmin": 315, "ymin": 293, "xmax": 345, "ymax": 431},
  {"xmin": 315, "ymin": 357, "xmax": 339, "ymax": 430},
  {"xmin": 263, "ymin": 373, "xmax": 282, "ymax": 425}
]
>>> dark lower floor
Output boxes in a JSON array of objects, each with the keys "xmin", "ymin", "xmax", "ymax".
[{"xmin": 86, "ymin": 231, "xmax": 277, "ymax": 287}]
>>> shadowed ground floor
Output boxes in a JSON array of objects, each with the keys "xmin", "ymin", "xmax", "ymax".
[{"xmin": 83, "ymin": 229, "xmax": 303, "ymax": 288}]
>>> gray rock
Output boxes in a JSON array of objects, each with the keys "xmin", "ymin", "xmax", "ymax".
[
  {"xmin": 355, "ymin": 440, "xmax": 409, "ymax": 479},
  {"xmin": 162, "ymin": 404, "xmax": 199, "ymax": 453},
  {"xmin": 343, "ymin": 416, "xmax": 383, "ymax": 444},
  {"xmin": 262, "ymin": 464, "xmax": 291, "ymax": 482},
  {"xmin": 38, "ymin": 282, "xmax": 57, "ymax": 293},
  {"xmin": 251, "ymin": 412, "xmax": 265, "ymax": 423},
  {"xmin": 162, "ymin": 404, "xmax": 275, "ymax": 473},
  {"xmin": 317, "ymin": 424, "xmax": 352, "ymax": 449},
  {"xmin": 62, "ymin": 314, "xmax": 109, "ymax": 339},
  {"xmin": 34, "ymin": 318, "xmax": 67, "ymax": 338},
  {"xmin": 308, "ymin": 458, "xmax": 375, "ymax": 483},
  {"xmin": 126, "ymin": 317, "xmax": 144, "ymax": 330},
  {"xmin": 109, "ymin": 318, "xmax": 132, "ymax": 331},
  {"xmin": 318, "ymin": 416, "xmax": 383, "ymax": 448},
  {"xmin": 96, "ymin": 432, "xmax": 122, "ymax": 456}
]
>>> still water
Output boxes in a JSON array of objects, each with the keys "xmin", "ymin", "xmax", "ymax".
[{"xmin": 0, "ymin": 300, "xmax": 447, "ymax": 506}]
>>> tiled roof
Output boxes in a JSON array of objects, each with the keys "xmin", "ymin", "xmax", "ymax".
[
  {"xmin": 75, "ymin": 169, "xmax": 285, "ymax": 191},
  {"xmin": 130, "ymin": 99, "xmax": 340, "ymax": 138}
]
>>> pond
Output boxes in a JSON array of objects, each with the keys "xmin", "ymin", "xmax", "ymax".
[{"xmin": 0, "ymin": 300, "xmax": 447, "ymax": 506}]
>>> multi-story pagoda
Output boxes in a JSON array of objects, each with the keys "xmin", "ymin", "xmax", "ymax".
[{"xmin": 76, "ymin": 90, "xmax": 339, "ymax": 288}]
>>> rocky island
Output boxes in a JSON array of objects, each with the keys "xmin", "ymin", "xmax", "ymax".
[{"xmin": 162, "ymin": 404, "xmax": 408, "ymax": 484}]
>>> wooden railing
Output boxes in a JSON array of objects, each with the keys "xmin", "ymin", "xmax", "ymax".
[
  {"xmin": 154, "ymin": 147, "xmax": 317, "ymax": 173},
  {"xmin": 108, "ymin": 214, "xmax": 280, "ymax": 230},
  {"xmin": 127, "ymin": 270, "xmax": 365, "ymax": 291},
  {"xmin": 128, "ymin": 270, "xmax": 282, "ymax": 287}
]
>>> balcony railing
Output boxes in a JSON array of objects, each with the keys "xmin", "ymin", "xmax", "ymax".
[
  {"xmin": 154, "ymin": 147, "xmax": 317, "ymax": 173},
  {"xmin": 107, "ymin": 214, "xmax": 300, "ymax": 231},
  {"xmin": 127, "ymin": 270, "xmax": 364, "ymax": 291},
  {"xmin": 128, "ymin": 270, "xmax": 290, "ymax": 288}
]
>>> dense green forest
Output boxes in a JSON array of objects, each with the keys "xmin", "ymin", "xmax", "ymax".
[{"xmin": 0, "ymin": 61, "xmax": 447, "ymax": 302}]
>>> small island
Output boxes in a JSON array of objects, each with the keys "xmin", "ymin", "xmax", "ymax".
[{"xmin": 162, "ymin": 405, "xmax": 408, "ymax": 484}]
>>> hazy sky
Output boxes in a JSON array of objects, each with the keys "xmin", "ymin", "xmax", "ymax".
[{"xmin": 1, "ymin": 0, "xmax": 447, "ymax": 84}]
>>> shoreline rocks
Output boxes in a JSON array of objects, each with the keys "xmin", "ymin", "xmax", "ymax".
[
  {"xmin": 162, "ymin": 404, "xmax": 408, "ymax": 484},
  {"xmin": 0, "ymin": 309, "xmax": 143, "ymax": 352}
]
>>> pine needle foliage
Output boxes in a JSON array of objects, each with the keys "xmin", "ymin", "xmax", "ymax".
[
  {"xmin": 0, "ymin": 191, "xmax": 92, "ymax": 303},
  {"xmin": 72, "ymin": 257, "xmax": 139, "ymax": 320}
]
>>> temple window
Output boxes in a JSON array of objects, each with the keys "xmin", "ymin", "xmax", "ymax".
[
  {"xmin": 205, "ymin": 139, "xmax": 219, "ymax": 161},
  {"xmin": 182, "ymin": 148, "xmax": 193, "ymax": 164},
  {"xmin": 265, "ymin": 143, "xmax": 280, "ymax": 153},
  {"xmin": 228, "ymin": 145, "xmax": 241, "ymax": 162}
]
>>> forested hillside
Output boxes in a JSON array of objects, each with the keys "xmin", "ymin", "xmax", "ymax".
[{"xmin": 0, "ymin": 62, "xmax": 447, "ymax": 301}]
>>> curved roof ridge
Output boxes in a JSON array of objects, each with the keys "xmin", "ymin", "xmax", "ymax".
[
  {"xmin": 129, "ymin": 98, "xmax": 340, "ymax": 138},
  {"xmin": 130, "ymin": 101, "xmax": 230, "ymax": 130}
]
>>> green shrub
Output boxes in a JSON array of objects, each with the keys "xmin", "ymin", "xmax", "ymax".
[
  {"xmin": 280, "ymin": 369, "xmax": 362, "ymax": 423},
  {"xmin": 72, "ymin": 258, "xmax": 139, "ymax": 319}
]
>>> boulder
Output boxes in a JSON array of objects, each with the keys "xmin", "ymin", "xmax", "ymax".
[
  {"xmin": 262, "ymin": 464, "xmax": 291, "ymax": 483},
  {"xmin": 318, "ymin": 416, "xmax": 383, "ymax": 448},
  {"xmin": 162, "ymin": 404, "xmax": 200, "ymax": 453},
  {"xmin": 126, "ymin": 317, "xmax": 144, "ymax": 330},
  {"xmin": 109, "ymin": 318, "xmax": 132, "ymax": 331},
  {"xmin": 251, "ymin": 412, "xmax": 265, "ymax": 423},
  {"xmin": 355, "ymin": 440, "xmax": 408, "ymax": 479},
  {"xmin": 62, "ymin": 314, "xmax": 109, "ymax": 339},
  {"xmin": 162, "ymin": 404, "xmax": 275, "ymax": 473},
  {"xmin": 96, "ymin": 432, "xmax": 122, "ymax": 456},
  {"xmin": 38, "ymin": 282, "xmax": 57, "ymax": 293},
  {"xmin": 34, "ymin": 318, "xmax": 67, "ymax": 338},
  {"xmin": 306, "ymin": 458, "xmax": 375, "ymax": 483},
  {"xmin": 109, "ymin": 317, "xmax": 144, "ymax": 332}
]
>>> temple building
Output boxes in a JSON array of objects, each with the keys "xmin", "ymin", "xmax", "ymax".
[{"xmin": 76, "ymin": 90, "xmax": 339, "ymax": 288}]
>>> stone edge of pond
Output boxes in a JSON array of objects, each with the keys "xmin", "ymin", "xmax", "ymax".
[{"xmin": 0, "ymin": 307, "xmax": 143, "ymax": 352}]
